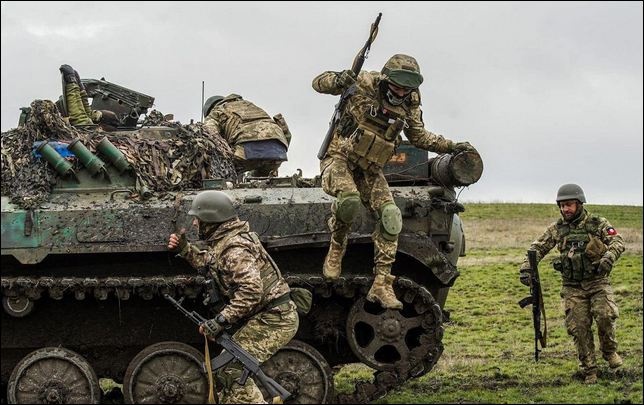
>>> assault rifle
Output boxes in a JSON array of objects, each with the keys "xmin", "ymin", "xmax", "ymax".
[
  {"xmin": 81, "ymin": 78, "xmax": 155, "ymax": 128},
  {"xmin": 518, "ymin": 249, "xmax": 548, "ymax": 361},
  {"xmin": 317, "ymin": 13, "xmax": 382, "ymax": 160},
  {"xmin": 163, "ymin": 294, "xmax": 291, "ymax": 403}
]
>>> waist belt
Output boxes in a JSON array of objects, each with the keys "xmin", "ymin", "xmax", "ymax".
[{"xmin": 267, "ymin": 293, "xmax": 291, "ymax": 309}]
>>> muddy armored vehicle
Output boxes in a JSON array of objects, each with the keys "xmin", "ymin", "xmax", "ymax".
[{"xmin": 1, "ymin": 79, "xmax": 483, "ymax": 404}]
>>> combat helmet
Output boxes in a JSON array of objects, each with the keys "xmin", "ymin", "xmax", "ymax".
[
  {"xmin": 556, "ymin": 184, "xmax": 586, "ymax": 204},
  {"xmin": 381, "ymin": 54, "xmax": 424, "ymax": 89},
  {"xmin": 188, "ymin": 190, "xmax": 237, "ymax": 223},
  {"xmin": 202, "ymin": 95, "xmax": 225, "ymax": 118}
]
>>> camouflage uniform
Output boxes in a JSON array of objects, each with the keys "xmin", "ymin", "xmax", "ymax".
[
  {"xmin": 312, "ymin": 55, "xmax": 460, "ymax": 308},
  {"xmin": 179, "ymin": 218, "xmax": 298, "ymax": 404},
  {"xmin": 204, "ymin": 94, "xmax": 291, "ymax": 177},
  {"xmin": 520, "ymin": 208, "xmax": 625, "ymax": 377}
]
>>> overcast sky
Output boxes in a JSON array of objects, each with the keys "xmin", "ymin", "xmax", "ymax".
[{"xmin": 2, "ymin": 1, "xmax": 642, "ymax": 205}]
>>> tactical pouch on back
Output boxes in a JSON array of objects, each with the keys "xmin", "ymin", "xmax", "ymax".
[{"xmin": 290, "ymin": 287, "xmax": 312, "ymax": 315}]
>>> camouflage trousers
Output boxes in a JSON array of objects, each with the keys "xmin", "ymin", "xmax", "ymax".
[
  {"xmin": 232, "ymin": 145, "xmax": 283, "ymax": 177},
  {"xmin": 321, "ymin": 156, "xmax": 397, "ymax": 276},
  {"xmin": 64, "ymin": 83, "xmax": 93, "ymax": 126},
  {"xmin": 218, "ymin": 302, "xmax": 299, "ymax": 404},
  {"xmin": 561, "ymin": 278, "xmax": 619, "ymax": 374}
]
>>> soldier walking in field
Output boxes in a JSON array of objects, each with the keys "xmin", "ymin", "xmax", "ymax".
[
  {"xmin": 203, "ymin": 94, "xmax": 292, "ymax": 178},
  {"xmin": 168, "ymin": 190, "xmax": 299, "ymax": 403},
  {"xmin": 519, "ymin": 184, "xmax": 625, "ymax": 384},
  {"xmin": 313, "ymin": 54, "xmax": 476, "ymax": 309}
]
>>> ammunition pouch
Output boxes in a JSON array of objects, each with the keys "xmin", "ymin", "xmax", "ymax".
[
  {"xmin": 348, "ymin": 129, "xmax": 396, "ymax": 170},
  {"xmin": 289, "ymin": 287, "xmax": 313, "ymax": 315},
  {"xmin": 215, "ymin": 361, "xmax": 243, "ymax": 391}
]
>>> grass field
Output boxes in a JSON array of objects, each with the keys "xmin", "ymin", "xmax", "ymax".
[{"xmin": 338, "ymin": 203, "xmax": 643, "ymax": 404}]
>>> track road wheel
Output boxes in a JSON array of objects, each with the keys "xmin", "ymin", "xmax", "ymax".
[
  {"xmin": 123, "ymin": 341, "xmax": 208, "ymax": 404},
  {"xmin": 259, "ymin": 340, "xmax": 335, "ymax": 404},
  {"xmin": 346, "ymin": 296, "xmax": 434, "ymax": 371},
  {"xmin": 7, "ymin": 347, "xmax": 100, "ymax": 404}
]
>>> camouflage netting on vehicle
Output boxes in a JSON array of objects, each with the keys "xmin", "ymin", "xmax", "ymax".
[{"xmin": 1, "ymin": 100, "xmax": 236, "ymax": 209}]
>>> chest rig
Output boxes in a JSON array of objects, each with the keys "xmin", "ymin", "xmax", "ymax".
[
  {"xmin": 555, "ymin": 216, "xmax": 602, "ymax": 282},
  {"xmin": 212, "ymin": 230, "xmax": 282, "ymax": 304},
  {"xmin": 340, "ymin": 92, "xmax": 408, "ymax": 171}
]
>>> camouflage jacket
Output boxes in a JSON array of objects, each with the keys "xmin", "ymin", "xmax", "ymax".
[
  {"xmin": 312, "ymin": 70, "xmax": 455, "ymax": 162},
  {"xmin": 204, "ymin": 94, "xmax": 289, "ymax": 148},
  {"xmin": 520, "ymin": 209, "xmax": 625, "ymax": 284},
  {"xmin": 179, "ymin": 218, "xmax": 290, "ymax": 324}
]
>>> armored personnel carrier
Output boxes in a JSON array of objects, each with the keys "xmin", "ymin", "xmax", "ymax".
[{"xmin": 1, "ymin": 79, "xmax": 483, "ymax": 404}]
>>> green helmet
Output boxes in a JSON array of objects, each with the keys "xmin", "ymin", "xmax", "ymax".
[
  {"xmin": 556, "ymin": 184, "xmax": 586, "ymax": 204},
  {"xmin": 188, "ymin": 190, "xmax": 237, "ymax": 223},
  {"xmin": 203, "ymin": 95, "xmax": 225, "ymax": 118},
  {"xmin": 381, "ymin": 54, "xmax": 424, "ymax": 89}
]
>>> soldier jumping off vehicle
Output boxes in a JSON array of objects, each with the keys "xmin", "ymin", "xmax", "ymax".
[
  {"xmin": 168, "ymin": 190, "xmax": 299, "ymax": 403},
  {"xmin": 519, "ymin": 184, "xmax": 625, "ymax": 384},
  {"xmin": 58, "ymin": 64, "xmax": 119, "ymax": 129},
  {"xmin": 313, "ymin": 53, "xmax": 477, "ymax": 309},
  {"xmin": 203, "ymin": 94, "xmax": 292, "ymax": 178}
]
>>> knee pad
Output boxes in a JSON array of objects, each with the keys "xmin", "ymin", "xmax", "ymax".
[
  {"xmin": 336, "ymin": 191, "xmax": 361, "ymax": 224},
  {"xmin": 379, "ymin": 202, "xmax": 402, "ymax": 241}
]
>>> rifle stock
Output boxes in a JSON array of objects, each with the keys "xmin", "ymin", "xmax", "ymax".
[{"xmin": 317, "ymin": 13, "xmax": 382, "ymax": 160}]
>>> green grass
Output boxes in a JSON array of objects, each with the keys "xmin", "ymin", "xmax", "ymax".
[{"xmin": 342, "ymin": 203, "xmax": 644, "ymax": 404}]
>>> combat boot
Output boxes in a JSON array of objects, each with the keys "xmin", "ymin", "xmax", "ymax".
[
  {"xmin": 604, "ymin": 352, "xmax": 623, "ymax": 369},
  {"xmin": 59, "ymin": 64, "xmax": 78, "ymax": 84},
  {"xmin": 367, "ymin": 274, "xmax": 403, "ymax": 310},
  {"xmin": 583, "ymin": 371, "xmax": 598, "ymax": 384},
  {"xmin": 323, "ymin": 238, "xmax": 347, "ymax": 280}
]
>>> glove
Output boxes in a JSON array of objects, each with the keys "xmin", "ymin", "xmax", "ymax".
[
  {"xmin": 59, "ymin": 64, "xmax": 78, "ymax": 84},
  {"xmin": 201, "ymin": 313, "xmax": 227, "ymax": 339},
  {"xmin": 519, "ymin": 271, "xmax": 531, "ymax": 286},
  {"xmin": 453, "ymin": 141, "xmax": 476, "ymax": 153},
  {"xmin": 167, "ymin": 231, "xmax": 187, "ymax": 252},
  {"xmin": 336, "ymin": 69, "xmax": 357, "ymax": 88},
  {"xmin": 596, "ymin": 257, "xmax": 613, "ymax": 276}
]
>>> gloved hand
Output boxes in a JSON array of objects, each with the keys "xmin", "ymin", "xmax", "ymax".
[
  {"xmin": 596, "ymin": 257, "xmax": 613, "ymax": 276},
  {"xmin": 167, "ymin": 230, "xmax": 187, "ymax": 252},
  {"xmin": 453, "ymin": 141, "xmax": 476, "ymax": 153},
  {"xmin": 59, "ymin": 64, "xmax": 78, "ymax": 84},
  {"xmin": 336, "ymin": 69, "xmax": 357, "ymax": 88},
  {"xmin": 519, "ymin": 270, "xmax": 531, "ymax": 286},
  {"xmin": 200, "ymin": 313, "xmax": 227, "ymax": 340}
]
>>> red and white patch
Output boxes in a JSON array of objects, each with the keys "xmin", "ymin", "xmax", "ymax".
[{"xmin": 607, "ymin": 227, "xmax": 618, "ymax": 236}]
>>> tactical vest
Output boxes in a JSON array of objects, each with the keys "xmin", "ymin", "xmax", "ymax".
[
  {"xmin": 344, "ymin": 101, "xmax": 407, "ymax": 171},
  {"xmin": 556, "ymin": 215, "xmax": 603, "ymax": 282},
  {"xmin": 212, "ymin": 228, "xmax": 283, "ymax": 309}
]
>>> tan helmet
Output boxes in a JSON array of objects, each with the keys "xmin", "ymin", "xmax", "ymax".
[
  {"xmin": 381, "ymin": 54, "xmax": 424, "ymax": 89},
  {"xmin": 556, "ymin": 184, "xmax": 586, "ymax": 204},
  {"xmin": 188, "ymin": 190, "xmax": 237, "ymax": 223}
]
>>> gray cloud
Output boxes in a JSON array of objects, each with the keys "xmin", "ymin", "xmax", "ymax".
[{"xmin": 2, "ymin": 1, "xmax": 642, "ymax": 205}]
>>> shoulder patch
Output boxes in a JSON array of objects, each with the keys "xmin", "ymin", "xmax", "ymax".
[{"xmin": 606, "ymin": 227, "xmax": 618, "ymax": 236}]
